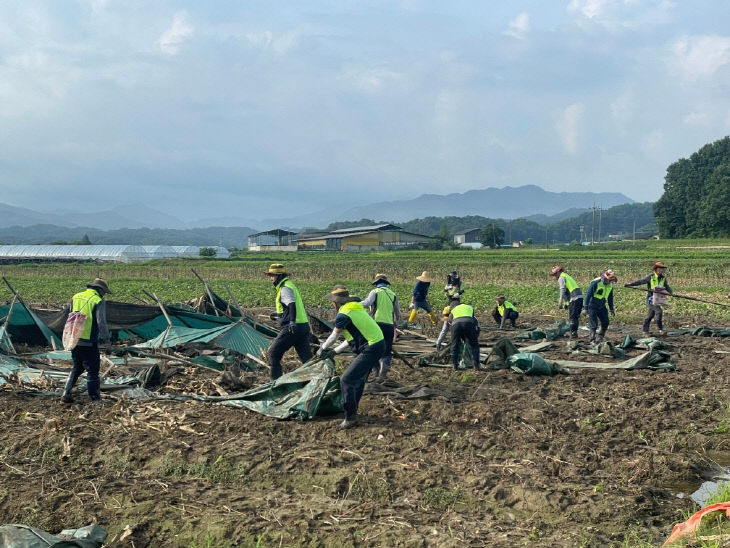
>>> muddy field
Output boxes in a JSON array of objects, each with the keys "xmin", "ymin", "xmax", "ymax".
[{"xmin": 2, "ymin": 313, "xmax": 730, "ymax": 547}]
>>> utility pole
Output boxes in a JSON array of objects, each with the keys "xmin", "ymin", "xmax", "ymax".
[
  {"xmin": 492, "ymin": 223, "xmax": 496, "ymax": 248},
  {"xmin": 545, "ymin": 226, "xmax": 549, "ymax": 249},
  {"xmin": 591, "ymin": 203, "xmax": 596, "ymax": 245},
  {"xmin": 633, "ymin": 217, "xmax": 636, "ymax": 245},
  {"xmin": 598, "ymin": 205, "xmax": 602, "ymax": 244}
]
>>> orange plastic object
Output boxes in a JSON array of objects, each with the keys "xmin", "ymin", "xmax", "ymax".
[{"xmin": 663, "ymin": 502, "xmax": 730, "ymax": 546}]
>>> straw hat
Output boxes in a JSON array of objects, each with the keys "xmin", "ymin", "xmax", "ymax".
[
  {"xmin": 495, "ymin": 294, "xmax": 506, "ymax": 302},
  {"xmin": 416, "ymin": 271, "xmax": 432, "ymax": 282},
  {"xmin": 87, "ymin": 278, "xmax": 111, "ymax": 295},
  {"xmin": 550, "ymin": 265, "xmax": 564, "ymax": 277},
  {"xmin": 325, "ymin": 286, "xmax": 358, "ymax": 304},
  {"xmin": 264, "ymin": 263, "xmax": 287, "ymax": 275},
  {"xmin": 653, "ymin": 262, "xmax": 667, "ymax": 271},
  {"xmin": 372, "ymin": 273, "xmax": 389, "ymax": 285}
]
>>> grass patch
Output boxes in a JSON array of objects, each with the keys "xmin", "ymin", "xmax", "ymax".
[
  {"xmin": 422, "ymin": 486, "xmax": 463, "ymax": 510},
  {"xmin": 349, "ymin": 470, "xmax": 391, "ymax": 502},
  {"xmin": 156, "ymin": 451, "xmax": 247, "ymax": 485}
]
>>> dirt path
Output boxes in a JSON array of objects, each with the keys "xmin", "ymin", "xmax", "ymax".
[{"xmin": 1, "ymin": 316, "xmax": 729, "ymax": 546}]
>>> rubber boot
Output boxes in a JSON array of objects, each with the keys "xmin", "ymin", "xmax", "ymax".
[
  {"xmin": 408, "ymin": 309, "xmax": 418, "ymax": 323},
  {"xmin": 595, "ymin": 329, "xmax": 604, "ymax": 344},
  {"xmin": 428, "ymin": 311, "xmax": 437, "ymax": 326},
  {"xmin": 378, "ymin": 357, "xmax": 391, "ymax": 380},
  {"xmin": 588, "ymin": 329, "xmax": 596, "ymax": 345},
  {"xmin": 61, "ymin": 369, "xmax": 80, "ymax": 404}
]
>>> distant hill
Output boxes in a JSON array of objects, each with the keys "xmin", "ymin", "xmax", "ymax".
[
  {"xmin": 332, "ymin": 185, "xmax": 633, "ymax": 224},
  {"xmin": 397, "ymin": 202, "xmax": 655, "ymax": 243},
  {"xmin": 0, "ymin": 225, "xmax": 256, "ymax": 248}
]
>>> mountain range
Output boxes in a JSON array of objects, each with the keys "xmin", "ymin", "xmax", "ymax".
[{"xmin": 0, "ymin": 185, "xmax": 633, "ymax": 231}]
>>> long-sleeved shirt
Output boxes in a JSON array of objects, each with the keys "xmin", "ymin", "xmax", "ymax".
[
  {"xmin": 558, "ymin": 275, "xmax": 583, "ymax": 304},
  {"xmin": 69, "ymin": 297, "xmax": 110, "ymax": 346},
  {"xmin": 412, "ymin": 280, "xmax": 430, "ymax": 302},
  {"xmin": 583, "ymin": 279, "xmax": 615, "ymax": 312},
  {"xmin": 360, "ymin": 286, "xmax": 401, "ymax": 323},
  {"xmin": 625, "ymin": 273, "xmax": 672, "ymax": 303}
]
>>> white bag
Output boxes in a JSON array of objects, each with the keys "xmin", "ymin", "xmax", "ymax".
[
  {"xmin": 651, "ymin": 286, "xmax": 669, "ymax": 307},
  {"xmin": 62, "ymin": 311, "xmax": 87, "ymax": 350}
]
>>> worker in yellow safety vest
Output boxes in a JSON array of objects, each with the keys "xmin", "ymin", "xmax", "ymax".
[
  {"xmin": 492, "ymin": 294, "xmax": 519, "ymax": 328},
  {"xmin": 61, "ymin": 278, "xmax": 112, "ymax": 404},
  {"xmin": 317, "ymin": 286, "xmax": 385, "ymax": 429},
  {"xmin": 264, "ymin": 263, "xmax": 313, "ymax": 380}
]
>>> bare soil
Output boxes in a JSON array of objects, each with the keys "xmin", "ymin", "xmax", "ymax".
[{"xmin": 2, "ymin": 314, "xmax": 730, "ymax": 547}]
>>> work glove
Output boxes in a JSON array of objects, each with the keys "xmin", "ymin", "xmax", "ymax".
[
  {"xmin": 408, "ymin": 303, "xmax": 415, "ymax": 310},
  {"xmin": 287, "ymin": 321, "xmax": 296, "ymax": 334},
  {"xmin": 317, "ymin": 348, "xmax": 335, "ymax": 361},
  {"xmin": 269, "ymin": 312, "xmax": 280, "ymax": 321},
  {"xmin": 435, "ymin": 343, "xmax": 441, "ymax": 351},
  {"xmin": 101, "ymin": 341, "xmax": 112, "ymax": 354},
  {"xmin": 610, "ymin": 310, "xmax": 616, "ymax": 317},
  {"xmin": 623, "ymin": 283, "xmax": 630, "ymax": 288}
]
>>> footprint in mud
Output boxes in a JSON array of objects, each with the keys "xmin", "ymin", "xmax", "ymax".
[{"xmin": 334, "ymin": 476, "xmax": 349, "ymax": 498}]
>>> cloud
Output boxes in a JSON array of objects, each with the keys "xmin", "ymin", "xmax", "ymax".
[
  {"xmin": 504, "ymin": 12, "xmax": 530, "ymax": 39},
  {"xmin": 610, "ymin": 90, "xmax": 636, "ymax": 129},
  {"xmin": 683, "ymin": 110, "xmax": 711, "ymax": 127},
  {"xmin": 669, "ymin": 35, "xmax": 730, "ymax": 82},
  {"xmin": 158, "ymin": 11, "xmax": 193, "ymax": 55},
  {"xmin": 568, "ymin": 0, "xmax": 675, "ymax": 30},
  {"xmin": 341, "ymin": 66, "xmax": 405, "ymax": 94},
  {"xmin": 640, "ymin": 129, "xmax": 666, "ymax": 162},
  {"xmin": 243, "ymin": 28, "xmax": 304, "ymax": 55},
  {"xmin": 568, "ymin": 0, "xmax": 611, "ymax": 20},
  {"xmin": 556, "ymin": 103, "xmax": 586, "ymax": 154}
]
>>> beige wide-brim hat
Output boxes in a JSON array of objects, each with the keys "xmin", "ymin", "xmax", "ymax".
[
  {"xmin": 87, "ymin": 278, "xmax": 112, "ymax": 295},
  {"xmin": 325, "ymin": 286, "xmax": 359, "ymax": 304},
  {"xmin": 372, "ymin": 273, "xmax": 389, "ymax": 285},
  {"xmin": 416, "ymin": 271, "xmax": 432, "ymax": 282}
]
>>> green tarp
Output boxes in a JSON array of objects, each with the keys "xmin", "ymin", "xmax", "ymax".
[
  {"xmin": 207, "ymin": 359, "xmax": 342, "ymax": 419},
  {"xmin": 0, "ymin": 523, "xmax": 106, "ymax": 547},
  {"xmin": 132, "ymin": 322, "xmax": 272, "ymax": 356},
  {"xmin": 0, "ymin": 300, "xmax": 61, "ymax": 348}
]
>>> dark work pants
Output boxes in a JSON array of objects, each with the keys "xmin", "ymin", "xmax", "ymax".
[
  {"xmin": 492, "ymin": 308, "xmax": 519, "ymax": 327},
  {"xmin": 268, "ymin": 323, "xmax": 313, "ymax": 380},
  {"xmin": 451, "ymin": 319, "xmax": 480, "ymax": 370},
  {"xmin": 341, "ymin": 340, "xmax": 385, "ymax": 419},
  {"xmin": 375, "ymin": 322, "xmax": 394, "ymax": 375},
  {"xmin": 66, "ymin": 345, "xmax": 101, "ymax": 400},
  {"xmin": 568, "ymin": 299, "xmax": 582, "ymax": 335},
  {"xmin": 642, "ymin": 303, "xmax": 664, "ymax": 332},
  {"xmin": 587, "ymin": 306, "xmax": 609, "ymax": 334}
]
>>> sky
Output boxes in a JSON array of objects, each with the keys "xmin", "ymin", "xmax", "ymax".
[{"xmin": 2, "ymin": 0, "xmax": 730, "ymax": 221}]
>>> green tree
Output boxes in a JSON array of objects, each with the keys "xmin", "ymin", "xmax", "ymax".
[
  {"xmin": 199, "ymin": 247, "xmax": 217, "ymax": 257},
  {"xmin": 480, "ymin": 225, "xmax": 505, "ymax": 248},
  {"xmin": 654, "ymin": 136, "xmax": 730, "ymax": 238}
]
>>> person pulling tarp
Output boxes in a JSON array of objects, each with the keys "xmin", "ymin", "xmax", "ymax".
[
  {"xmin": 316, "ymin": 286, "xmax": 385, "ymax": 429},
  {"xmin": 264, "ymin": 264, "xmax": 313, "ymax": 380},
  {"xmin": 624, "ymin": 261, "xmax": 673, "ymax": 336},
  {"xmin": 360, "ymin": 273, "xmax": 400, "ymax": 381}
]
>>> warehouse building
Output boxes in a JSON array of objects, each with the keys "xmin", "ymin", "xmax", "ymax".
[{"xmin": 296, "ymin": 224, "xmax": 433, "ymax": 251}]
